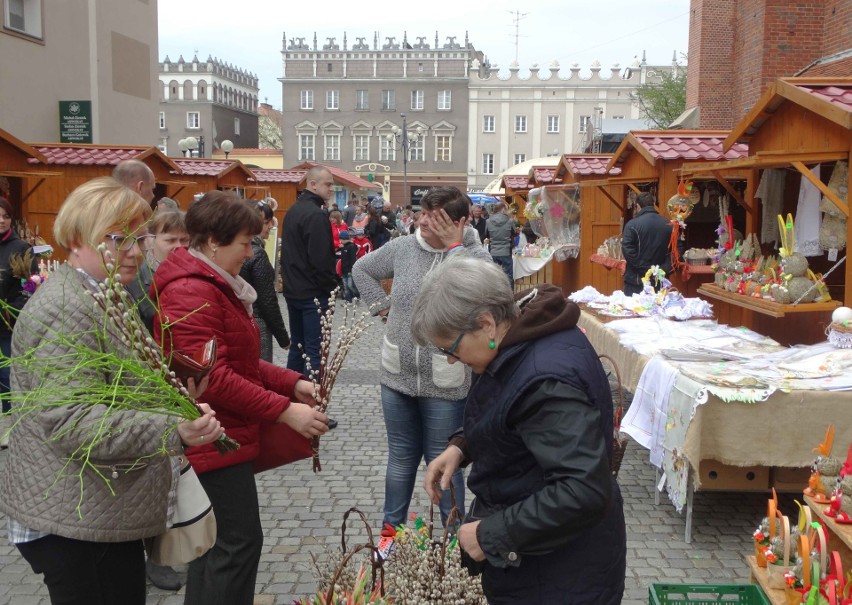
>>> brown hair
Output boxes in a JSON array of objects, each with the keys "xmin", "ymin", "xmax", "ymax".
[
  {"xmin": 0, "ymin": 197, "xmax": 12, "ymax": 218},
  {"xmin": 421, "ymin": 186, "xmax": 471, "ymax": 222},
  {"xmin": 185, "ymin": 191, "xmax": 262, "ymax": 249},
  {"xmin": 149, "ymin": 209, "xmax": 186, "ymax": 235}
]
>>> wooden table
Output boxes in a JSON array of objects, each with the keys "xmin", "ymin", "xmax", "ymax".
[
  {"xmin": 746, "ymin": 555, "xmax": 786, "ymax": 605},
  {"xmin": 805, "ymin": 494, "xmax": 852, "ymax": 572},
  {"xmin": 697, "ymin": 284, "xmax": 840, "ymax": 318}
]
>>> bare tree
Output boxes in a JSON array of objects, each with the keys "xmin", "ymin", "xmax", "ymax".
[{"xmin": 258, "ymin": 103, "xmax": 283, "ymax": 149}]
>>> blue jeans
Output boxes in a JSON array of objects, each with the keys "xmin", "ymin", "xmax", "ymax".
[
  {"xmin": 492, "ymin": 255, "xmax": 513, "ymax": 285},
  {"xmin": 380, "ymin": 384, "xmax": 466, "ymax": 529},
  {"xmin": 285, "ymin": 296, "xmax": 329, "ymax": 375},
  {"xmin": 341, "ymin": 274, "xmax": 359, "ymax": 302}
]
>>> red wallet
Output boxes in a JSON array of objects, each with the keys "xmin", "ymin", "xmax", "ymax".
[{"xmin": 169, "ymin": 337, "xmax": 217, "ymax": 383}]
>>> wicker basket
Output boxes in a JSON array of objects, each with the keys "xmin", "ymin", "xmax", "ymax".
[
  {"xmin": 599, "ymin": 354, "xmax": 628, "ymax": 478},
  {"xmin": 686, "ymin": 257, "xmax": 710, "ymax": 266}
]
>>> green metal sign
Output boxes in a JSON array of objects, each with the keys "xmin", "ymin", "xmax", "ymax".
[{"xmin": 59, "ymin": 100, "xmax": 92, "ymax": 143}]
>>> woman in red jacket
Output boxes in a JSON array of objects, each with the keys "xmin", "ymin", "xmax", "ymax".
[{"xmin": 153, "ymin": 191, "xmax": 329, "ymax": 605}]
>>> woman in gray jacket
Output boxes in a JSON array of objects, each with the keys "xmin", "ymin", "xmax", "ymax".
[
  {"xmin": 353, "ymin": 187, "xmax": 491, "ymax": 537},
  {"xmin": 0, "ymin": 177, "xmax": 219, "ymax": 605}
]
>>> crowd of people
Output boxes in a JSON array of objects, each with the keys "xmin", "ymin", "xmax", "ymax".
[{"xmin": 0, "ymin": 162, "xmax": 627, "ymax": 604}]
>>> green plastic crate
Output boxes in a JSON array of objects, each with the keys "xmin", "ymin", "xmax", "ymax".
[{"xmin": 649, "ymin": 584, "xmax": 771, "ymax": 605}]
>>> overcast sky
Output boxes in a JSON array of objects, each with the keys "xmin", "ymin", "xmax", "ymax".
[{"xmin": 159, "ymin": 0, "xmax": 690, "ymax": 107}]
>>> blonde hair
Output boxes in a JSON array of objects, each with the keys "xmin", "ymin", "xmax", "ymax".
[
  {"xmin": 149, "ymin": 209, "xmax": 187, "ymax": 235},
  {"xmin": 54, "ymin": 177, "xmax": 152, "ymax": 250}
]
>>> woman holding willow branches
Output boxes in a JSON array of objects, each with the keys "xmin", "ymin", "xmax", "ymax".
[
  {"xmin": 153, "ymin": 190, "xmax": 329, "ymax": 605},
  {"xmin": 0, "ymin": 177, "xmax": 221, "ymax": 605}
]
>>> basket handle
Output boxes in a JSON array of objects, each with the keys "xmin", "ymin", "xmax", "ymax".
[
  {"xmin": 598, "ymin": 354, "xmax": 624, "ymax": 430},
  {"xmin": 334, "ymin": 507, "xmax": 385, "ymax": 601}
]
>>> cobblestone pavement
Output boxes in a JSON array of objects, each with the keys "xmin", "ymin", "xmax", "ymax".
[{"xmin": 0, "ymin": 298, "xmax": 789, "ymax": 604}]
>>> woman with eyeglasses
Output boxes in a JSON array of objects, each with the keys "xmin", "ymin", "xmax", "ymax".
[
  {"xmin": 239, "ymin": 200, "xmax": 290, "ymax": 361},
  {"xmin": 414, "ymin": 255, "xmax": 626, "ymax": 604},
  {"xmin": 153, "ymin": 191, "xmax": 328, "ymax": 605},
  {"xmin": 0, "ymin": 177, "xmax": 221, "ymax": 604},
  {"xmin": 352, "ymin": 186, "xmax": 491, "ymax": 538}
]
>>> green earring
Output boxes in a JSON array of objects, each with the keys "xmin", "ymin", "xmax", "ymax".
[{"xmin": 489, "ymin": 339, "xmax": 496, "ymax": 350}]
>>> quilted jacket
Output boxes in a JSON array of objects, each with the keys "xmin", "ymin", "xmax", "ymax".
[
  {"xmin": 239, "ymin": 237, "xmax": 290, "ymax": 349},
  {"xmin": 153, "ymin": 247, "xmax": 304, "ymax": 474},
  {"xmin": 0, "ymin": 264, "xmax": 181, "ymax": 542}
]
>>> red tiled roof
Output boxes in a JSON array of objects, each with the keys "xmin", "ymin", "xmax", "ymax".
[
  {"xmin": 251, "ymin": 169, "xmax": 306, "ymax": 183},
  {"xmin": 564, "ymin": 156, "xmax": 622, "ymax": 176},
  {"xmin": 530, "ymin": 167, "xmax": 559, "ymax": 184},
  {"xmin": 172, "ymin": 159, "xmax": 238, "ymax": 176},
  {"xmin": 31, "ymin": 146, "xmax": 146, "ymax": 166},
  {"xmin": 503, "ymin": 175, "xmax": 531, "ymax": 190},
  {"xmin": 633, "ymin": 133, "xmax": 749, "ymax": 162},
  {"xmin": 288, "ymin": 162, "xmax": 382, "ymax": 190},
  {"xmin": 794, "ymin": 83, "xmax": 852, "ymax": 113}
]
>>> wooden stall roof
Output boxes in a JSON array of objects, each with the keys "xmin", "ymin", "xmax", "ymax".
[
  {"xmin": 605, "ymin": 130, "xmax": 750, "ymax": 173},
  {"xmin": 526, "ymin": 165, "xmax": 562, "ymax": 188},
  {"xmin": 724, "ymin": 77, "xmax": 852, "ymax": 150},
  {"xmin": 27, "ymin": 143, "xmax": 179, "ymax": 174},
  {"xmin": 555, "ymin": 155, "xmax": 622, "ymax": 182},
  {"xmin": 171, "ymin": 158, "xmax": 256, "ymax": 180},
  {"xmin": 0, "ymin": 128, "xmax": 48, "ymax": 172},
  {"xmin": 250, "ymin": 169, "xmax": 307, "ymax": 185},
  {"xmin": 288, "ymin": 162, "xmax": 382, "ymax": 191}
]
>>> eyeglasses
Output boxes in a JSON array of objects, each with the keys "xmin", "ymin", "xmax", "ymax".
[
  {"xmin": 104, "ymin": 233, "xmax": 155, "ymax": 251},
  {"xmin": 437, "ymin": 331, "xmax": 465, "ymax": 360}
]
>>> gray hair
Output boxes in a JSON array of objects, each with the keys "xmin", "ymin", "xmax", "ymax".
[{"xmin": 411, "ymin": 255, "xmax": 519, "ymax": 346}]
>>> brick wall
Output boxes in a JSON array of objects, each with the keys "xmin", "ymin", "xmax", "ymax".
[{"xmin": 688, "ymin": 0, "xmax": 842, "ymax": 129}]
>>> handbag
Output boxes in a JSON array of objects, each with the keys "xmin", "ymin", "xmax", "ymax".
[
  {"xmin": 252, "ymin": 422, "xmax": 313, "ymax": 474},
  {"xmin": 148, "ymin": 455, "xmax": 216, "ymax": 566}
]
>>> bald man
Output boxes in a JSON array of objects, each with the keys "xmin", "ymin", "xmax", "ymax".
[{"xmin": 113, "ymin": 159, "xmax": 156, "ymax": 205}]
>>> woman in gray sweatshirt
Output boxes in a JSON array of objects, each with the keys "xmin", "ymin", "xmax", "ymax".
[{"xmin": 353, "ymin": 187, "xmax": 491, "ymax": 535}]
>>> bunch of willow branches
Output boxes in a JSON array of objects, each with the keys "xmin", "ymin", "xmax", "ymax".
[
  {"xmin": 0, "ymin": 249, "xmax": 238, "ymax": 511},
  {"xmin": 302, "ymin": 290, "xmax": 375, "ymax": 472}
]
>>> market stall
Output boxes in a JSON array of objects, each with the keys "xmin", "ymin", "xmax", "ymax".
[
  {"xmin": 249, "ymin": 168, "xmax": 305, "ymax": 219},
  {"xmin": 288, "ymin": 161, "xmax": 382, "ymax": 208},
  {"xmin": 578, "ymin": 131, "xmax": 752, "ymax": 299},
  {"xmin": 680, "ymin": 77, "xmax": 851, "ymax": 345},
  {"xmin": 0, "ymin": 129, "xmax": 59, "ymax": 236},
  {"xmin": 24, "ymin": 142, "xmax": 180, "ymax": 257},
  {"xmin": 169, "ymin": 158, "xmax": 257, "ymax": 207}
]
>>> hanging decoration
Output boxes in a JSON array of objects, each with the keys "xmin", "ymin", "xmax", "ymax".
[{"xmin": 666, "ymin": 179, "xmax": 698, "ymax": 268}]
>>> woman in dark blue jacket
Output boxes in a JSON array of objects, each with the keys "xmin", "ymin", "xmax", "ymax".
[{"xmin": 411, "ymin": 255, "xmax": 625, "ymax": 604}]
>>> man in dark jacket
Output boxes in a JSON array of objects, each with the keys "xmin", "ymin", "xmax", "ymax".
[
  {"xmin": 621, "ymin": 192, "xmax": 674, "ymax": 296},
  {"xmin": 469, "ymin": 203, "xmax": 488, "ymax": 243},
  {"xmin": 281, "ymin": 166, "xmax": 338, "ymax": 373}
]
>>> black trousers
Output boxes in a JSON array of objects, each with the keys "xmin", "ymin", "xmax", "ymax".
[
  {"xmin": 184, "ymin": 462, "xmax": 263, "ymax": 605},
  {"xmin": 17, "ymin": 534, "xmax": 145, "ymax": 605}
]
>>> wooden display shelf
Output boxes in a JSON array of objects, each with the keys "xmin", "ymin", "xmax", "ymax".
[
  {"xmin": 697, "ymin": 284, "xmax": 840, "ymax": 318},
  {"xmin": 804, "ymin": 494, "xmax": 852, "ymax": 571},
  {"xmin": 745, "ymin": 555, "xmax": 786, "ymax": 605}
]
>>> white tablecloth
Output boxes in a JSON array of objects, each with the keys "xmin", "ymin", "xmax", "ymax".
[{"xmin": 513, "ymin": 253, "xmax": 553, "ymax": 280}]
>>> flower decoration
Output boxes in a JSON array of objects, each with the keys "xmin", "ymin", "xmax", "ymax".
[
  {"xmin": 21, "ymin": 273, "xmax": 47, "ymax": 297},
  {"xmin": 765, "ymin": 548, "xmax": 778, "ymax": 564}
]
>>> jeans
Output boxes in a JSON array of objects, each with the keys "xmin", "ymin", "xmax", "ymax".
[
  {"xmin": 285, "ymin": 296, "xmax": 329, "ymax": 375},
  {"xmin": 380, "ymin": 385, "xmax": 465, "ymax": 529},
  {"xmin": 341, "ymin": 273, "xmax": 359, "ymax": 302},
  {"xmin": 17, "ymin": 535, "xmax": 146, "ymax": 605},
  {"xmin": 1, "ymin": 332, "xmax": 11, "ymax": 414},
  {"xmin": 492, "ymin": 255, "xmax": 514, "ymax": 285}
]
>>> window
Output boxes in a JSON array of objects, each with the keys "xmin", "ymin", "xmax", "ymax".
[
  {"xmin": 382, "ymin": 90, "xmax": 395, "ymax": 111},
  {"xmin": 355, "ymin": 90, "xmax": 369, "ymax": 110},
  {"xmin": 300, "ymin": 90, "xmax": 313, "ymax": 110},
  {"xmin": 513, "ymin": 154, "xmax": 526, "ymax": 165},
  {"xmin": 353, "ymin": 134, "xmax": 370, "ymax": 161},
  {"xmin": 159, "ymin": 112, "xmax": 165, "ymax": 129},
  {"xmin": 5, "ymin": 0, "xmax": 42, "ymax": 38},
  {"xmin": 578, "ymin": 115, "xmax": 591, "ymax": 132},
  {"xmin": 234, "ymin": 117, "xmax": 240, "ymax": 136},
  {"xmin": 612, "ymin": 115, "xmax": 625, "ymax": 119},
  {"xmin": 483, "ymin": 115, "xmax": 495, "ymax": 133},
  {"xmin": 411, "ymin": 90, "xmax": 424, "ymax": 111},
  {"xmin": 409, "ymin": 137, "xmax": 424, "ymax": 162},
  {"xmin": 187, "ymin": 112, "xmax": 200, "ymax": 129},
  {"xmin": 326, "ymin": 90, "xmax": 339, "ymax": 110},
  {"xmin": 435, "ymin": 135, "xmax": 451, "ymax": 162},
  {"xmin": 299, "ymin": 134, "xmax": 315, "ymax": 161},
  {"xmin": 379, "ymin": 136, "xmax": 395, "ymax": 161},
  {"xmin": 547, "ymin": 115, "xmax": 560, "ymax": 133},
  {"xmin": 437, "ymin": 90, "xmax": 451, "ymax": 111},
  {"xmin": 324, "ymin": 134, "xmax": 340, "ymax": 161},
  {"xmin": 482, "ymin": 153, "xmax": 494, "ymax": 175},
  {"xmin": 514, "ymin": 115, "xmax": 527, "ymax": 133}
]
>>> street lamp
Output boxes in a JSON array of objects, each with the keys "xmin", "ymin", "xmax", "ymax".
[
  {"xmin": 177, "ymin": 136, "xmax": 205, "ymax": 158},
  {"xmin": 385, "ymin": 113, "xmax": 424, "ymax": 207},
  {"xmin": 221, "ymin": 139, "xmax": 234, "ymax": 159}
]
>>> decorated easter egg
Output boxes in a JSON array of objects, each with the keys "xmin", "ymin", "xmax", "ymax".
[{"xmin": 832, "ymin": 306, "xmax": 852, "ymax": 323}]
